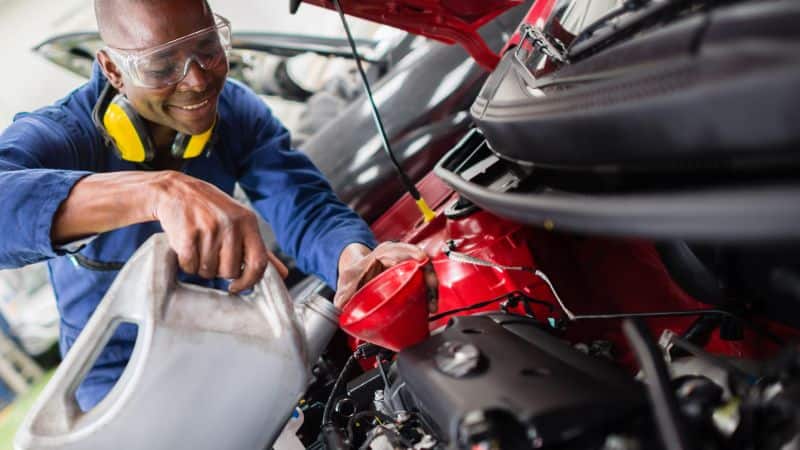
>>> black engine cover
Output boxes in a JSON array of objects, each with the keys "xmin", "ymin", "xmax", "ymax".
[{"xmin": 396, "ymin": 315, "xmax": 644, "ymax": 447}]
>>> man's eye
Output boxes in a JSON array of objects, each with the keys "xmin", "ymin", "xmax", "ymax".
[
  {"xmin": 196, "ymin": 38, "xmax": 222, "ymax": 54},
  {"xmin": 145, "ymin": 67, "xmax": 173, "ymax": 79}
]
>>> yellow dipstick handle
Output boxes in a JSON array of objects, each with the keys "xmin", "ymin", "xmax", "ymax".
[{"xmin": 415, "ymin": 197, "xmax": 437, "ymax": 223}]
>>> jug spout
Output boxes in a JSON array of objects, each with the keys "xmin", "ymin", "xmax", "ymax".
[{"xmin": 295, "ymin": 294, "xmax": 340, "ymax": 365}]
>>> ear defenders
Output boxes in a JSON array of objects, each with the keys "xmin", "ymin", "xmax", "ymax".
[{"xmin": 92, "ymin": 83, "xmax": 215, "ymax": 163}]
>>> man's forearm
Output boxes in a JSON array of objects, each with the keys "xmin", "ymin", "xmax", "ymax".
[
  {"xmin": 52, "ymin": 170, "xmax": 280, "ymax": 292},
  {"xmin": 50, "ymin": 171, "xmax": 163, "ymax": 244}
]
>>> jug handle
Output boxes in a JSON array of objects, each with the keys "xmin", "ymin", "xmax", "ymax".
[
  {"xmin": 17, "ymin": 233, "xmax": 300, "ymax": 444},
  {"xmin": 18, "ymin": 233, "xmax": 178, "ymax": 437}
]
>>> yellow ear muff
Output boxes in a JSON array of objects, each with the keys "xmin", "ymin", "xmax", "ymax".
[
  {"xmin": 100, "ymin": 93, "xmax": 157, "ymax": 163},
  {"xmin": 103, "ymin": 102, "xmax": 150, "ymax": 163},
  {"xmin": 94, "ymin": 84, "xmax": 215, "ymax": 163},
  {"xmin": 174, "ymin": 120, "xmax": 215, "ymax": 159}
]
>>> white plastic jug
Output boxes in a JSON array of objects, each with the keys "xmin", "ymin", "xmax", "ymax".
[{"xmin": 15, "ymin": 233, "xmax": 339, "ymax": 450}]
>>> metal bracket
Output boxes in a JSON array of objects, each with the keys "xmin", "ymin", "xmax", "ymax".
[{"xmin": 515, "ymin": 24, "xmax": 568, "ymax": 67}]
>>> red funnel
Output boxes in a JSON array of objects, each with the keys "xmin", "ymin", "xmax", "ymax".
[{"xmin": 339, "ymin": 258, "xmax": 431, "ymax": 352}]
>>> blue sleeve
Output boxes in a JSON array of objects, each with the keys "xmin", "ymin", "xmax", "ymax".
[
  {"xmin": 232, "ymin": 86, "xmax": 377, "ymax": 288},
  {"xmin": 0, "ymin": 113, "xmax": 93, "ymax": 268}
]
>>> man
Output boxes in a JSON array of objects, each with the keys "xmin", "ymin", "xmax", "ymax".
[{"xmin": 0, "ymin": 0, "xmax": 425, "ymax": 411}]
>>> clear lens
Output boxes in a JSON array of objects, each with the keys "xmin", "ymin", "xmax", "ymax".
[{"xmin": 109, "ymin": 14, "xmax": 231, "ymax": 88}]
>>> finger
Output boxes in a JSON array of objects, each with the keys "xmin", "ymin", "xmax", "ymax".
[
  {"xmin": 422, "ymin": 262, "xmax": 439, "ymax": 313},
  {"xmin": 333, "ymin": 279, "xmax": 355, "ymax": 309},
  {"xmin": 229, "ymin": 232, "xmax": 268, "ymax": 293},
  {"xmin": 355, "ymin": 257, "xmax": 384, "ymax": 291},
  {"xmin": 197, "ymin": 229, "xmax": 221, "ymax": 279},
  {"xmin": 174, "ymin": 231, "xmax": 200, "ymax": 275},
  {"xmin": 266, "ymin": 250, "xmax": 289, "ymax": 279},
  {"xmin": 217, "ymin": 233, "xmax": 243, "ymax": 279},
  {"xmin": 333, "ymin": 265, "xmax": 374, "ymax": 309},
  {"xmin": 334, "ymin": 256, "xmax": 377, "ymax": 308},
  {"xmin": 373, "ymin": 242, "xmax": 428, "ymax": 267}
]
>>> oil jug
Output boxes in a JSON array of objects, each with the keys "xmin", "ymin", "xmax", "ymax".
[{"xmin": 15, "ymin": 233, "xmax": 339, "ymax": 450}]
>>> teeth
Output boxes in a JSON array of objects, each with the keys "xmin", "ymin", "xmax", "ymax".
[{"xmin": 178, "ymin": 99, "xmax": 209, "ymax": 110}]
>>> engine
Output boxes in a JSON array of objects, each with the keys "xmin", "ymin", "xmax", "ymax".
[
  {"xmin": 285, "ymin": 186, "xmax": 800, "ymax": 450},
  {"xmin": 306, "ymin": 316, "xmax": 800, "ymax": 450},
  {"xmin": 352, "ymin": 314, "xmax": 644, "ymax": 449}
]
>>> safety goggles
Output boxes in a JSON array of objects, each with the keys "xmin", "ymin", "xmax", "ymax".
[{"xmin": 104, "ymin": 14, "xmax": 232, "ymax": 89}]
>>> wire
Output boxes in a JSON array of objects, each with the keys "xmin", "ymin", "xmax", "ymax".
[
  {"xmin": 444, "ymin": 251, "xmax": 787, "ymax": 344},
  {"xmin": 532, "ymin": 268, "xmax": 786, "ymax": 346},
  {"xmin": 623, "ymin": 318, "xmax": 693, "ymax": 450},
  {"xmin": 377, "ymin": 357, "xmax": 391, "ymax": 391},
  {"xmin": 322, "ymin": 353, "xmax": 359, "ymax": 427},
  {"xmin": 331, "ymin": 0, "xmax": 436, "ymax": 223},
  {"xmin": 428, "ymin": 291, "xmax": 554, "ymax": 322},
  {"xmin": 532, "ymin": 269, "xmax": 575, "ymax": 321}
]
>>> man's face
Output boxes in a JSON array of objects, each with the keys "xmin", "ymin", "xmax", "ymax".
[{"xmin": 100, "ymin": 0, "xmax": 227, "ymax": 136}]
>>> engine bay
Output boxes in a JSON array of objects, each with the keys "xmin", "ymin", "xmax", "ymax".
[
  {"xmin": 288, "ymin": 173, "xmax": 800, "ymax": 450},
  {"xmin": 266, "ymin": 0, "xmax": 800, "ymax": 448}
]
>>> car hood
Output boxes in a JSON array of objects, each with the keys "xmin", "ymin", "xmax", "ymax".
[{"xmin": 292, "ymin": 0, "xmax": 522, "ymax": 69}]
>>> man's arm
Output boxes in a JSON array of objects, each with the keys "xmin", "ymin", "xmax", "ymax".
[
  {"xmin": 229, "ymin": 84, "xmax": 431, "ymax": 305},
  {"xmin": 52, "ymin": 170, "xmax": 286, "ymax": 293},
  {"xmin": 51, "ymin": 171, "xmax": 160, "ymax": 243},
  {"xmin": 0, "ymin": 113, "xmax": 281, "ymax": 293},
  {"xmin": 233, "ymin": 84, "xmax": 377, "ymax": 290}
]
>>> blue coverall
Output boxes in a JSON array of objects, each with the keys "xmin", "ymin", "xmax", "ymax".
[{"xmin": 0, "ymin": 63, "xmax": 376, "ymax": 410}]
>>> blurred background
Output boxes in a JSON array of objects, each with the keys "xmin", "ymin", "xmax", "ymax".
[{"xmin": 0, "ymin": 0, "xmax": 392, "ymax": 439}]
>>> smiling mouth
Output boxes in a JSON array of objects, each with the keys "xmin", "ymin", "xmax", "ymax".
[{"xmin": 173, "ymin": 98, "xmax": 210, "ymax": 111}]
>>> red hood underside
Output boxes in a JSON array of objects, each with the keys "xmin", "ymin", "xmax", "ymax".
[{"xmin": 297, "ymin": 0, "xmax": 523, "ymax": 69}]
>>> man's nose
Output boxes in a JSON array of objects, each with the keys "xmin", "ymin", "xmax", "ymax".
[{"xmin": 178, "ymin": 59, "xmax": 210, "ymax": 92}]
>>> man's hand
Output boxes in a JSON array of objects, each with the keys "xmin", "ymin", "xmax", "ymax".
[
  {"xmin": 333, "ymin": 241, "xmax": 432, "ymax": 309},
  {"xmin": 151, "ymin": 171, "xmax": 287, "ymax": 293}
]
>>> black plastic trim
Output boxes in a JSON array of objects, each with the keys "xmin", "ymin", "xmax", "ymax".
[{"xmin": 434, "ymin": 139, "xmax": 800, "ymax": 243}]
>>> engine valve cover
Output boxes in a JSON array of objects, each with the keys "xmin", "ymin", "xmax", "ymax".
[{"xmin": 397, "ymin": 315, "xmax": 644, "ymax": 447}]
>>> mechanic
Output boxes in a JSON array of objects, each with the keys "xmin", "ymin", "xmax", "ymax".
[{"xmin": 0, "ymin": 0, "xmax": 425, "ymax": 411}]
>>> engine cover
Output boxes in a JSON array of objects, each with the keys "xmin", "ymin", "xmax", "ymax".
[{"xmin": 396, "ymin": 315, "xmax": 644, "ymax": 447}]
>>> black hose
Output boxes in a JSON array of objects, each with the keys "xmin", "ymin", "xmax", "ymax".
[
  {"xmin": 623, "ymin": 318, "xmax": 694, "ymax": 450},
  {"xmin": 330, "ymin": 0, "xmax": 424, "ymax": 204},
  {"xmin": 322, "ymin": 354, "xmax": 358, "ymax": 427},
  {"xmin": 429, "ymin": 291, "xmax": 554, "ymax": 322}
]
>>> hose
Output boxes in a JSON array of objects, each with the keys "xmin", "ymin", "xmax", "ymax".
[{"xmin": 623, "ymin": 318, "xmax": 694, "ymax": 450}]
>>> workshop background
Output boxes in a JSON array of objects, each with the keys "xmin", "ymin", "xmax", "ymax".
[{"xmin": 0, "ymin": 0, "xmax": 380, "ymax": 440}]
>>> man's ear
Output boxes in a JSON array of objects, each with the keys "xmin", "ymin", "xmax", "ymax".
[{"xmin": 96, "ymin": 50, "xmax": 124, "ymax": 90}]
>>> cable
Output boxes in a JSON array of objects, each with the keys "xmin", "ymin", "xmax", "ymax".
[
  {"xmin": 444, "ymin": 250, "xmax": 786, "ymax": 344},
  {"xmin": 526, "ymin": 266, "xmax": 785, "ymax": 345},
  {"xmin": 377, "ymin": 357, "xmax": 391, "ymax": 391},
  {"xmin": 322, "ymin": 354, "xmax": 358, "ymax": 427},
  {"xmin": 444, "ymin": 252, "xmax": 724, "ymax": 321},
  {"xmin": 331, "ymin": 0, "xmax": 436, "ymax": 223},
  {"xmin": 623, "ymin": 318, "xmax": 693, "ymax": 450},
  {"xmin": 428, "ymin": 291, "xmax": 554, "ymax": 322},
  {"xmin": 531, "ymin": 269, "xmax": 575, "ymax": 321},
  {"xmin": 442, "ymin": 250, "xmax": 574, "ymax": 320}
]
